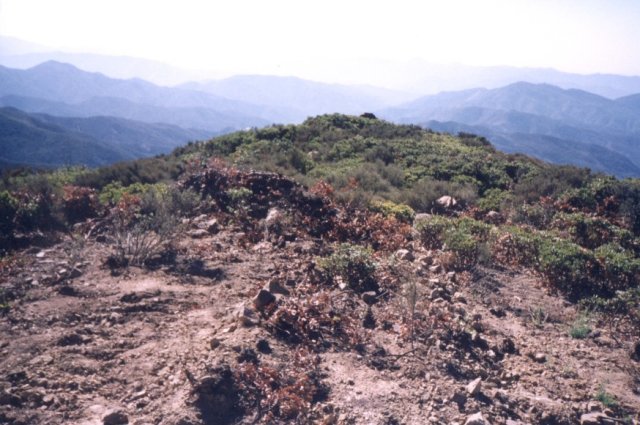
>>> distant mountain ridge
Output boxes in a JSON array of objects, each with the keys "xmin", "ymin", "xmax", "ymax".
[
  {"xmin": 4, "ymin": 35, "xmax": 640, "ymax": 98},
  {"xmin": 0, "ymin": 61, "xmax": 276, "ymax": 132},
  {"xmin": 0, "ymin": 107, "xmax": 211, "ymax": 168},
  {"xmin": 381, "ymin": 82, "xmax": 640, "ymax": 177},
  {"xmin": 180, "ymin": 75, "xmax": 411, "ymax": 122}
]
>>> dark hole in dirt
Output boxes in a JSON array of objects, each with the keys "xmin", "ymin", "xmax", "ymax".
[
  {"xmin": 169, "ymin": 259, "xmax": 225, "ymax": 281},
  {"xmin": 6, "ymin": 371, "xmax": 27, "ymax": 384},
  {"xmin": 58, "ymin": 286, "xmax": 77, "ymax": 296},
  {"xmin": 120, "ymin": 291, "xmax": 159, "ymax": 303},
  {"xmin": 489, "ymin": 307, "xmax": 506, "ymax": 317},
  {"xmin": 256, "ymin": 339, "xmax": 271, "ymax": 354},
  {"xmin": 193, "ymin": 365, "xmax": 244, "ymax": 425},
  {"xmin": 444, "ymin": 360, "xmax": 474, "ymax": 380},
  {"xmin": 237, "ymin": 348, "xmax": 259, "ymax": 364},
  {"xmin": 57, "ymin": 333, "xmax": 90, "ymax": 346},
  {"xmin": 144, "ymin": 249, "xmax": 178, "ymax": 270}
]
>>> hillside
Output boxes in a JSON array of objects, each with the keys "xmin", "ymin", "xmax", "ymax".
[
  {"xmin": 382, "ymin": 82, "xmax": 640, "ymax": 177},
  {"xmin": 424, "ymin": 120, "xmax": 640, "ymax": 178},
  {"xmin": 0, "ymin": 107, "xmax": 127, "ymax": 168},
  {"xmin": 1, "ymin": 115, "xmax": 639, "ymax": 424},
  {"xmin": 0, "ymin": 107, "xmax": 213, "ymax": 168}
]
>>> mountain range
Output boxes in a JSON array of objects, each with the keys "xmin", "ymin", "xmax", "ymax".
[
  {"xmin": 381, "ymin": 82, "xmax": 640, "ymax": 177},
  {"xmin": 0, "ymin": 49, "xmax": 640, "ymax": 177},
  {"xmin": 4, "ymin": 36, "xmax": 640, "ymax": 98}
]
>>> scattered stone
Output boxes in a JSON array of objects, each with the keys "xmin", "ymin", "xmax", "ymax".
[
  {"xmin": 103, "ymin": 409, "xmax": 129, "ymax": 425},
  {"xmin": 580, "ymin": 412, "xmax": 610, "ymax": 425},
  {"xmin": 361, "ymin": 291, "xmax": 378, "ymax": 305},
  {"xmin": 68, "ymin": 267, "xmax": 83, "ymax": 279},
  {"xmin": 42, "ymin": 394, "xmax": 55, "ymax": 406},
  {"xmin": 451, "ymin": 391, "xmax": 467, "ymax": 406},
  {"xmin": 221, "ymin": 325, "xmax": 236, "ymax": 334},
  {"xmin": 36, "ymin": 251, "xmax": 46, "ymax": 258},
  {"xmin": 452, "ymin": 292, "xmax": 467, "ymax": 304},
  {"xmin": 466, "ymin": 378, "xmax": 482, "ymax": 396},
  {"xmin": 436, "ymin": 195, "xmax": 458, "ymax": 209},
  {"xmin": 430, "ymin": 288, "xmax": 447, "ymax": 301},
  {"xmin": 494, "ymin": 390, "xmax": 508, "ymax": 403},
  {"xmin": 464, "ymin": 412, "xmax": 486, "ymax": 425},
  {"xmin": 202, "ymin": 218, "xmax": 219, "ymax": 233},
  {"xmin": 253, "ymin": 289, "xmax": 276, "ymax": 309},
  {"xmin": 586, "ymin": 401, "xmax": 602, "ymax": 412},
  {"xmin": 429, "ymin": 265, "xmax": 442, "ymax": 273},
  {"xmin": 531, "ymin": 352, "xmax": 546, "ymax": 363},
  {"xmin": 210, "ymin": 338, "xmax": 221, "ymax": 349},
  {"xmin": 130, "ymin": 389, "xmax": 146, "ymax": 400},
  {"xmin": 235, "ymin": 304, "xmax": 257, "ymax": 327},
  {"xmin": 267, "ymin": 280, "xmax": 290, "ymax": 296},
  {"xmin": 486, "ymin": 211, "xmax": 501, "ymax": 223},
  {"xmin": 188, "ymin": 229, "xmax": 209, "ymax": 239},
  {"xmin": 446, "ymin": 271, "xmax": 457, "ymax": 282},
  {"xmin": 395, "ymin": 249, "xmax": 414, "ymax": 261}
]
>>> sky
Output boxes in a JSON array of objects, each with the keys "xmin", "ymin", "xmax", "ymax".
[{"xmin": 1, "ymin": 0, "xmax": 640, "ymax": 83}]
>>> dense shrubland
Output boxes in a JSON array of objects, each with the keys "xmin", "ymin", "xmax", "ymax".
[{"xmin": 1, "ymin": 114, "xmax": 638, "ymax": 308}]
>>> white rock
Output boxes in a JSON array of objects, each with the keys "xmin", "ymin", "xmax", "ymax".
[
  {"xmin": 466, "ymin": 377, "xmax": 482, "ymax": 396},
  {"xmin": 465, "ymin": 412, "xmax": 487, "ymax": 425}
]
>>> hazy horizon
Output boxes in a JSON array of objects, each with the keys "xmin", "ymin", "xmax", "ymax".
[{"xmin": 2, "ymin": 0, "xmax": 640, "ymax": 88}]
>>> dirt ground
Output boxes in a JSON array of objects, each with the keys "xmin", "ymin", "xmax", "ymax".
[{"xmin": 1, "ymin": 214, "xmax": 640, "ymax": 424}]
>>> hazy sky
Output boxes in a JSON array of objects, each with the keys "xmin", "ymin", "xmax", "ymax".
[{"xmin": 1, "ymin": 0, "xmax": 640, "ymax": 81}]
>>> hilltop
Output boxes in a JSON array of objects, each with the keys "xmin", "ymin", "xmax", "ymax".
[{"xmin": 0, "ymin": 115, "xmax": 639, "ymax": 424}]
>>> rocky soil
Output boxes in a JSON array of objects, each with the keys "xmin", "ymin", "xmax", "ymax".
[{"xmin": 1, "ymin": 170, "xmax": 640, "ymax": 425}]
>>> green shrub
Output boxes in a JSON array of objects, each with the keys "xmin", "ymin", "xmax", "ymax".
[
  {"xmin": 477, "ymin": 188, "xmax": 512, "ymax": 213},
  {"xmin": 415, "ymin": 215, "xmax": 454, "ymax": 249},
  {"xmin": 511, "ymin": 203, "xmax": 555, "ymax": 229},
  {"xmin": 0, "ymin": 191, "xmax": 18, "ymax": 235},
  {"xmin": 594, "ymin": 243, "xmax": 640, "ymax": 292},
  {"xmin": 443, "ymin": 227, "xmax": 481, "ymax": 270},
  {"xmin": 456, "ymin": 217, "xmax": 492, "ymax": 239},
  {"xmin": 491, "ymin": 226, "xmax": 543, "ymax": 267},
  {"xmin": 403, "ymin": 178, "xmax": 478, "ymax": 213},
  {"xmin": 369, "ymin": 200, "xmax": 415, "ymax": 223},
  {"xmin": 580, "ymin": 288, "xmax": 640, "ymax": 322},
  {"xmin": 319, "ymin": 243, "xmax": 377, "ymax": 292},
  {"xmin": 595, "ymin": 386, "xmax": 618, "ymax": 409},
  {"xmin": 569, "ymin": 314, "xmax": 591, "ymax": 339},
  {"xmin": 538, "ymin": 238, "xmax": 598, "ymax": 297},
  {"xmin": 99, "ymin": 182, "xmax": 155, "ymax": 206}
]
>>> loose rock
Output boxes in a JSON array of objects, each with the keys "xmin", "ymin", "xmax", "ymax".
[
  {"xmin": 103, "ymin": 409, "xmax": 129, "ymax": 425},
  {"xmin": 580, "ymin": 412, "xmax": 611, "ymax": 425},
  {"xmin": 464, "ymin": 412, "xmax": 487, "ymax": 425},
  {"xmin": 466, "ymin": 378, "xmax": 482, "ymax": 396},
  {"xmin": 361, "ymin": 291, "xmax": 378, "ymax": 305},
  {"xmin": 395, "ymin": 249, "xmax": 414, "ymax": 261},
  {"xmin": 253, "ymin": 289, "xmax": 276, "ymax": 309}
]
